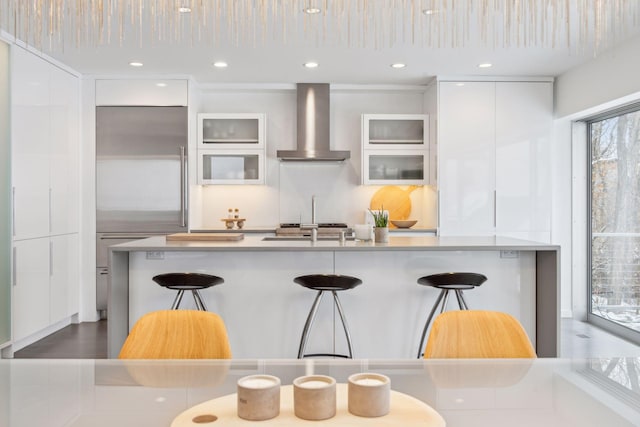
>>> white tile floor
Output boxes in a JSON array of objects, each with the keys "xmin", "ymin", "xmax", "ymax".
[{"xmin": 561, "ymin": 318, "xmax": 640, "ymax": 358}]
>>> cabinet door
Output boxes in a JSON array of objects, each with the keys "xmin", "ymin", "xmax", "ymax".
[
  {"xmin": 198, "ymin": 113, "xmax": 265, "ymax": 149},
  {"xmin": 362, "ymin": 114, "xmax": 428, "ymax": 150},
  {"xmin": 11, "ymin": 47, "xmax": 50, "ymax": 240},
  {"xmin": 363, "ymin": 149, "xmax": 427, "ymax": 185},
  {"xmin": 495, "ymin": 82, "xmax": 552, "ymax": 238},
  {"xmin": 198, "ymin": 150, "xmax": 265, "ymax": 184},
  {"xmin": 12, "ymin": 239, "xmax": 50, "ymax": 341},
  {"xmin": 50, "ymin": 66, "xmax": 80, "ymax": 235},
  {"xmin": 49, "ymin": 234, "xmax": 79, "ymax": 323},
  {"xmin": 438, "ymin": 82, "xmax": 496, "ymax": 235}
]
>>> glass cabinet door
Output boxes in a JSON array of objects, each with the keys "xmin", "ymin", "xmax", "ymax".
[
  {"xmin": 362, "ymin": 114, "xmax": 428, "ymax": 150},
  {"xmin": 363, "ymin": 150, "xmax": 426, "ymax": 185},
  {"xmin": 198, "ymin": 114, "xmax": 265, "ymax": 149},
  {"xmin": 198, "ymin": 150, "xmax": 264, "ymax": 184}
]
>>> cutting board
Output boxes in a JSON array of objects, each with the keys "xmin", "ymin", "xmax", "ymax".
[
  {"xmin": 171, "ymin": 383, "xmax": 445, "ymax": 427},
  {"xmin": 166, "ymin": 233, "xmax": 244, "ymax": 241},
  {"xmin": 369, "ymin": 185, "xmax": 419, "ymax": 227}
]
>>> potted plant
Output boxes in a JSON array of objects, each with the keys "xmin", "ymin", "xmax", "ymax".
[{"xmin": 369, "ymin": 207, "xmax": 389, "ymax": 243}]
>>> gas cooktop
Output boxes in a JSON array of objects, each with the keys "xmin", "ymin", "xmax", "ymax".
[{"xmin": 279, "ymin": 223, "xmax": 348, "ymax": 228}]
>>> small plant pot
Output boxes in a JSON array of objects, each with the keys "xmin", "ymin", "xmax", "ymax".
[{"xmin": 374, "ymin": 227, "xmax": 389, "ymax": 243}]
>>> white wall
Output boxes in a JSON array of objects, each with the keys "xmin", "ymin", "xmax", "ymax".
[
  {"xmin": 556, "ymin": 33, "xmax": 640, "ymax": 119},
  {"xmin": 553, "ymin": 33, "xmax": 640, "ymax": 319},
  {"xmin": 194, "ymin": 85, "xmax": 436, "ymax": 228}
]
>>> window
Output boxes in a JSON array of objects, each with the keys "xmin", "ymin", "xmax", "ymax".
[{"xmin": 589, "ymin": 105, "xmax": 640, "ymax": 343}]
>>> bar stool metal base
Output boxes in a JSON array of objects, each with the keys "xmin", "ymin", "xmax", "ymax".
[{"xmin": 294, "ymin": 274, "xmax": 362, "ymax": 359}]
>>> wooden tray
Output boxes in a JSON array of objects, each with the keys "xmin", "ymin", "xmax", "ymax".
[
  {"xmin": 166, "ymin": 233, "xmax": 244, "ymax": 241},
  {"xmin": 171, "ymin": 383, "xmax": 445, "ymax": 426}
]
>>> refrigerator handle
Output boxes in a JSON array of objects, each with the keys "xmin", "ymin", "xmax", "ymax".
[{"xmin": 179, "ymin": 146, "xmax": 186, "ymax": 227}]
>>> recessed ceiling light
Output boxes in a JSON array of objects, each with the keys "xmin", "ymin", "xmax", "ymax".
[
  {"xmin": 129, "ymin": 61, "xmax": 143, "ymax": 67},
  {"xmin": 156, "ymin": 83, "xmax": 167, "ymax": 87},
  {"xmin": 303, "ymin": 7, "xmax": 321, "ymax": 14},
  {"xmin": 213, "ymin": 61, "xmax": 228, "ymax": 68},
  {"xmin": 478, "ymin": 62, "xmax": 493, "ymax": 68},
  {"xmin": 303, "ymin": 62, "xmax": 319, "ymax": 68},
  {"xmin": 178, "ymin": 7, "xmax": 191, "ymax": 13},
  {"xmin": 391, "ymin": 63, "xmax": 406, "ymax": 69},
  {"xmin": 456, "ymin": 83, "xmax": 465, "ymax": 87},
  {"xmin": 422, "ymin": 9, "xmax": 438, "ymax": 15}
]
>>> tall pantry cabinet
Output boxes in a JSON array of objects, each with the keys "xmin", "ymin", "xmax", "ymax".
[
  {"xmin": 10, "ymin": 46, "xmax": 80, "ymax": 343},
  {"xmin": 437, "ymin": 80, "xmax": 553, "ymax": 242}
]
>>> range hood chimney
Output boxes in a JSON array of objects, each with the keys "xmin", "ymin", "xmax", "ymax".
[{"xmin": 277, "ymin": 83, "xmax": 350, "ymax": 161}]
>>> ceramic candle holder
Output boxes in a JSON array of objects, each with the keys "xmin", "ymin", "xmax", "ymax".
[
  {"xmin": 237, "ymin": 374, "xmax": 281, "ymax": 421},
  {"xmin": 293, "ymin": 375, "xmax": 336, "ymax": 420},
  {"xmin": 354, "ymin": 224, "xmax": 373, "ymax": 241},
  {"xmin": 348, "ymin": 373, "xmax": 391, "ymax": 417}
]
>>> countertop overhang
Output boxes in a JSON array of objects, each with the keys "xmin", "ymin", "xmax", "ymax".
[{"xmin": 110, "ymin": 234, "xmax": 559, "ymax": 253}]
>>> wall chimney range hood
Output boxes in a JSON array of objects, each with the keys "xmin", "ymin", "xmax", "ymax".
[{"xmin": 277, "ymin": 83, "xmax": 350, "ymax": 161}]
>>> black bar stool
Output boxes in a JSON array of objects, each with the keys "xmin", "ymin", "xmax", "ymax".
[
  {"xmin": 416, "ymin": 272, "xmax": 487, "ymax": 358},
  {"xmin": 152, "ymin": 273, "xmax": 224, "ymax": 311},
  {"xmin": 295, "ymin": 274, "xmax": 362, "ymax": 359}
]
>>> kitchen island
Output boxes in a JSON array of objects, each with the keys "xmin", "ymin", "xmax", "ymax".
[{"xmin": 108, "ymin": 235, "xmax": 559, "ymax": 359}]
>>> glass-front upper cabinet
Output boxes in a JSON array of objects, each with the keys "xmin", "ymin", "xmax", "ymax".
[
  {"xmin": 361, "ymin": 114, "xmax": 429, "ymax": 185},
  {"xmin": 197, "ymin": 113, "xmax": 265, "ymax": 149},
  {"xmin": 197, "ymin": 113, "xmax": 266, "ymax": 184},
  {"xmin": 362, "ymin": 114, "xmax": 428, "ymax": 150},
  {"xmin": 198, "ymin": 150, "xmax": 264, "ymax": 185}
]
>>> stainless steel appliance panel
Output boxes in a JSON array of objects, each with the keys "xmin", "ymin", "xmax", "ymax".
[{"xmin": 96, "ymin": 106, "xmax": 188, "ymax": 233}]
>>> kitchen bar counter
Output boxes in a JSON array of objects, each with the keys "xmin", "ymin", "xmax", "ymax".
[
  {"xmin": 109, "ymin": 235, "xmax": 559, "ymax": 359},
  {"xmin": 112, "ymin": 234, "xmax": 556, "ymax": 251}
]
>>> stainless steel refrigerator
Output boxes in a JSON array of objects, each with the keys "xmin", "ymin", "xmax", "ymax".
[{"xmin": 96, "ymin": 106, "xmax": 188, "ymax": 316}]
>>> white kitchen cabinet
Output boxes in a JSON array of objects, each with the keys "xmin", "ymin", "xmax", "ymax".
[
  {"xmin": 438, "ymin": 82, "xmax": 496, "ymax": 235},
  {"xmin": 197, "ymin": 113, "xmax": 265, "ymax": 149},
  {"xmin": 95, "ymin": 79, "xmax": 188, "ymax": 106},
  {"xmin": 495, "ymin": 82, "xmax": 552, "ymax": 238},
  {"xmin": 11, "ymin": 46, "xmax": 80, "ymax": 239},
  {"xmin": 438, "ymin": 80, "xmax": 552, "ymax": 239},
  {"xmin": 197, "ymin": 149, "xmax": 265, "ymax": 184},
  {"xmin": 11, "ymin": 47, "xmax": 51, "ymax": 240},
  {"xmin": 12, "ymin": 239, "xmax": 50, "ymax": 341},
  {"xmin": 50, "ymin": 65, "xmax": 80, "ymax": 235},
  {"xmin": 197, "ymin": 113, "xmax": 266, "ymax": 184},
  {"xmin": 49, "ymin": 234, "xmax": 79, "ymax": 324},
  {"xmin": 10, "ymin": 46, "xmax": 80, "ymax": 344},
  {"xmin": 12, "ymin": 235, "xmax": 79, "ymax": 341},
  {"xmin": 363, "ymin": 149, "xmax": 427, "ymax": 185},
  {"xmin": 361, "ymin": 114, "xmax": 429, "ymax": 185}
]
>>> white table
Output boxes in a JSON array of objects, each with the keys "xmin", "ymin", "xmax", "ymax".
[{"xmin": 3, "ymin": 358, "xmax": 638, "ymax": 427}]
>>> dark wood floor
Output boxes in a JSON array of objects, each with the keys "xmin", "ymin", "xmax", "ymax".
[
  {"xmin": 14, "ymin": 320, "xmax": 108, "ymax": 358},
  {"xmin": 11, "ymin": 318, "xmax": 640, "ymax": 358}
]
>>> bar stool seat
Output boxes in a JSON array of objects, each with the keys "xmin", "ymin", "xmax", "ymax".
[
  {"xmin": 416, "ymin": 272, "xmax": 487, "ymax": 358},
  {"xmin": 295, "ymin": 274, "xmax": 362, "ymax": 359},
  {"xmin": 153, "ymin": 273, "xmax": 224, "ymax": 311}
]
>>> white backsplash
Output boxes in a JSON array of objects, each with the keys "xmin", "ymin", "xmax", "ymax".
[{"xmin": 194, "ymin": 86, "xmax": 437, "ymax": 229}]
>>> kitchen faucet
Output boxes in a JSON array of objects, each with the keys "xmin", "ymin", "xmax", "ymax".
[{"xmin": 301, "ymin": 195, "xmax": 318, "ymax": 230}]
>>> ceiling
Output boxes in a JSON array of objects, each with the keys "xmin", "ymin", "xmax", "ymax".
[{"xmin": 4, "ymin": 1, "xmax": 640, "ymax": 85}]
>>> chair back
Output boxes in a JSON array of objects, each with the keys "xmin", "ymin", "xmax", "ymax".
[
  {"xmin": 423, "ymin": 310, "xmax": 536, "ymax": 358},
  {"xmin": 119, "ymin": 310, "xmax": 232, "ymax": 359}
]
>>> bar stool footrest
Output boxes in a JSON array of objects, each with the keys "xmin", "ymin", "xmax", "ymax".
[{"xmin": 300, "ymin": 353, "xmax": 351, "ymax": 359}]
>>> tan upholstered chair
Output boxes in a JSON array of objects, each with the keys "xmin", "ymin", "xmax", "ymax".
[
  {"xmin": 119, "ymin": 310, "xmax": 232, "ymax": 359},
  {"xmin": 423, "ymin": 310, "xmax": 536, "ymax": 358}
]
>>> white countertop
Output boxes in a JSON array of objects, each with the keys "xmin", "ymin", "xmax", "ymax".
[
  {"xmin": 5, "ymin": 358, "xmax": 639, "ymax": 427},
  {"xmin": 111, "ymin": 234, "xmax": 559, "ymax": 252}
]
